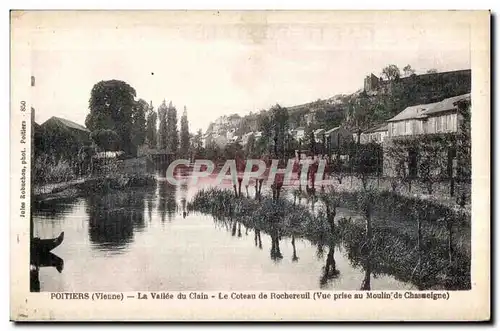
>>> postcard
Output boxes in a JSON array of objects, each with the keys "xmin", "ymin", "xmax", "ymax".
[{"xmin": 10, "ymin": 10, "xmax": 490, "ymax": 321}]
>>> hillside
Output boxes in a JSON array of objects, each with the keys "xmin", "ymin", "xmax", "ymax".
[{"xmin": 206, "ymin": 68, "xmax": 471, "ymax": 137}]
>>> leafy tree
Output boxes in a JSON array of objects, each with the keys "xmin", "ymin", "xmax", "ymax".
[
  {"xmin": 85, "ymin": 80, "xmax": 137, "ymax": 155},
  {"xmin": 270, "ymin": 104, "xmax": 289, "ymax": 159},
  {"xmin": 166, "ymin": 101, "xmax": 179, "ymax": 155},
  {"xmin": 402, "ymin": 64, "xmax": 415, "ymax": 77},
  {"xmin": 309, "ymin": 130, "xmax": 315, "ymax": 154},
  {"xmin": 157, "ymin": 100, "xmax": 168, "ymax": 150},
  {"xmin": 131, "ymin": 98, "xmax": 148, "ymax": 151},
  {"xmin": 257, "ymin": 110, "xmax": 272, "ymax": 154},
  {"xmin": 205, "ymin": 141, "xmax": 222, "ymax": 161},
  {"xmin": 180, "ymin": 106, "xmax": 190, "ymax": 157},
  {"xmin": 427, "ymin": 68, "xmax": 438, "ymax": 74},
  {"xmin": 191, "ymin": 129, "xmax": 204, "ymax": 159},
  {"xmin": 345, "ymin": 92, "xmax": 372, "ymax": 144},
  {"xmin": 145, "ymin": 101, "xmax": 157, "ymax": 149},
  {"xmin": 224, "ymin": 142, "xmax": 244, "ymax": 160},
  {"xmin": 245, "ymin": 133, "xmax": 256, "ymax": 158},
  {"xmin": 381, "ymin": 64, "xmax": 401, "ymax": 81},
  {"xmin": 90, "ymin": 129, "xmax": 120, "ymax": 151}
]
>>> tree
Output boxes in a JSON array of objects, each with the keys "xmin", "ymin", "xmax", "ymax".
[
  {"xmin": 381, "ymin": 64, "xmax": 401, "ymax": 81},
  {"xmin": 85, "ymin": 80, "xmax": 137, "ymax": 155},
  {"xmin": 145, "ymin": 101, "xmax": 157, "ymax": 149},
  {"xmin": 257, "ymin": 110, "xmax": 272, "ymax": 155},
  {"xmin": 270, "ymin": 104, "xmax": 289, "ymax": 159},
  {"xmin": 245, "ymin": 133, "xmax": 256, "ymax": 158},
  {"xmin": 90, "ymin": 129, "xmax": 120, "ymax": 151},
  {"xmin": 345, "ymin": 93, "xmax": 371, "ymax": 144},
  {"xmin": 309, "ymin": 130, "xmax": 315, "ymax": 155},
  {"xmin": 131, "ymin": 98, "xmax": 148, "ymax": 152},
  {"xmin": 157, "ymin": 100, "xmax": 168, "ymax": 150},
  {"xmin": 402, "ymin": 64, "xmax": 415, "ymax": 77},
  {"xmin": 180, "ymin": 106, "xmax": 190, "ymax": 157},
  {"xmin": 191, "ymin": 129, "xmax": 204, "ymax": 159},
  {"xmin": 166, "ymin": 101, "xmax": 179, "ymax": 155},
  {"xmin": 426, "ymin": 68, "xmax": 438, "ymax": 74},
  {"xmin": 419, "ymin": 140, "xmax": 447, "ymax": 195}
]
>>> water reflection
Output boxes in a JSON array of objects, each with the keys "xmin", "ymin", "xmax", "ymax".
[
  {"xmin": 86, "ymin": 189, "xmax": 149, "ymax": 252},
  {"xmin": 291, "ymin": 235, "xmax": 299, "ymax": 262},
  {"xmin": 33, "ymin": 176, "xmax": 453, "ymax": 291},
  {"xmin": 270, "ymin": 227, "xmax": 283, "ymax": 262},
  {"xmin": 157, "ymin": 181, "xmax": 177, "ymax": 223},
  {"xmin": 33, "ymin": 197, "xmax": 79, "ymax": 219},
  {"xmin": 30, "ymin": 252, "xmax": 64, "ymax": 292},
  {"xmin": 254, "ymin": 229, "xmax": 262, "ymax": 249},
  {"xmin": 320, "ymin": 241, "xmax": 340, "ymax": 288}
]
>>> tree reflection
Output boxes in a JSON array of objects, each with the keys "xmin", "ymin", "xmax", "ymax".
[
  {"xmin": 157, "ymin": 181, "xmax": 177, "ymax": 222},
  {"xmin": 320, "ymin": 241, "xmax": 340, "ymax": 288},
  {"xmin": 86, "ymin": 190, "xmax": 148, "ymax": 252},
  {"xmin": 180, "ymin": 182, "xmax": 188, "ymax": 219},
  {"xmin": 270, "ymin": 228, "xmax": 283, "ymax": 262},
  {"xmin": 254, "ymin": 229, "xmax": 262, "ymax": 249},
  {"xmin": 291, "ymin": 235, "xmax": 299, "ymax": 262}
]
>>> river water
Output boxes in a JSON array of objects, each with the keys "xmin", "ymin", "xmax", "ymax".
[{"xmin": 32, "ymin": 173, "xmax": 417, "ymax": 292}]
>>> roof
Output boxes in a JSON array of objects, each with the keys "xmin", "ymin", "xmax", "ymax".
[
  {"xmin": 363, "ymin": 123, "xmax": 388, "ymax": 134},
  {"xmin": 387, "ymin": 102, "xmax": 440, "ymax": 122},
  {"xmin": 295, "ymin": 127, "xmax": 305, "ymax": 131},
  {"xmin": 325, "ymin": 126, "xmax": 341, "ymax": 135},
  {"xmin": 423, "ymin": 93, "xmax": 470, "ymax": 116},
  {"xmin": 314, "ymin": 129, "xmax": 325, "ymax": 135},
  {"xmin": 44, "ymin": 116, "xmax": 90, "ymax": 132}
]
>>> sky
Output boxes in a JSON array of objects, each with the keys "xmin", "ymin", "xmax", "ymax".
[{"xmin": 25, "ymin": 11, "xmax": 472, "ymax": 133}]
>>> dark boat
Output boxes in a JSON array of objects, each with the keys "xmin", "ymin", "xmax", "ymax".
[{"xmin": 31, "ymin": 231, "xmax": 64, "ymax": 256}]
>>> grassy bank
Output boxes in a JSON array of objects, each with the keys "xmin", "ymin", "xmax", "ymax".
[
  {"xmin": 33, "ymin": 173, "xmax": 157, "ymax": 203},
  {"xmin": 188, "ymin": 187, "xmax": 471, "ymax": 290}
]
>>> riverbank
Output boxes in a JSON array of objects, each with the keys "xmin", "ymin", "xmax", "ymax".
[
  {"xmin": 33, "ymin": 173, "xmax": 157, "ymax": 203},
  {"xmin": 188, "ymin": 187, "xmax": 471, "ymax": 290}
]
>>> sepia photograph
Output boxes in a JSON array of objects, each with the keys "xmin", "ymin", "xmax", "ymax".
[{"xmin": 10, "ymin": 10, "xmax": 490, "ymax": 321}]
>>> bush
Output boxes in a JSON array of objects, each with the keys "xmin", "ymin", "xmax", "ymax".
[{"xmin": 34, "ymin": 154, "xmax": 76, "ymax": 184}]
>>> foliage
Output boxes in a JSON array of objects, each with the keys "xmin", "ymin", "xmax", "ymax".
[
  {"xmin": 90, "ymin": 129, "xmax": 120, "ymax": 151},
  {"xmin": 145, "ymin": 102, "xmax": 157, "ymax": 149},
  {"xmin": 191, "ymin": 129, "xmax": 204, "ymax": 159},
  {"xmin": 402, "ymin": 64, "xmax": 416, "ymax": 77},
  {"xmin": 33, "ymin": 153, "xmax": 77, "ymax": 184},
  {"xmin": 180, "ymin": 106, "xmax": 190, "ymax": 157},
  {"xmin": 345, "ymin": 92, "xmax": 373, "ymax": 141},
  {"xmin": 85, "ymin": 80, "xmax": 137, "ymax": 155},
  {"xmin": 245, "ymin": 133, "xmax": 256, "ymax": 158},
  {"xmin": 131, "ymin": 98, "xmax": 148, "ymax": 151},
  {"xmin": 223, "ymin": 142, "xmax": 244, "ymax": 160},
  {"xmin": 270, "ymin": 104, "xmax": 289, "ymax": 159},
  {"xmin": 157, "ymin": 101, "xmax": 168, "ymax": 150},
  {"xmin": 166, "ymin": 101, "xmax": 179, "ymax": 154},
  {"xmin": 381, "ymin": 64, "xmax": 401, "ymax": 81}
]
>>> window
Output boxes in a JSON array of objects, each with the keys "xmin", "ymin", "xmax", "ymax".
[
  {"xmin": 405, "ymin": 120, "xmax": 411, "ymax": 135},
  {"xmin": 442, "ymin": 116, "xmax": 447, "ymax": 131}
]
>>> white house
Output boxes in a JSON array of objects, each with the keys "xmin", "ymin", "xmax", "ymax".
[
  {"xmin": 314, "ymin": 128, "xmax": 326, "ymax": 142},
  {"xmin": 360, "ymin": 123, "xmax": 389, "ymax": 144},
  {"xmin": 386, "ymin": 93, "xmax": 470, "ymax": 138}
]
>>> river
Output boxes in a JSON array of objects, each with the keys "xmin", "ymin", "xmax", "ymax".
[{"xmin": 32, "ymin": 172, "xmax": 417, "ymax": 292}]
